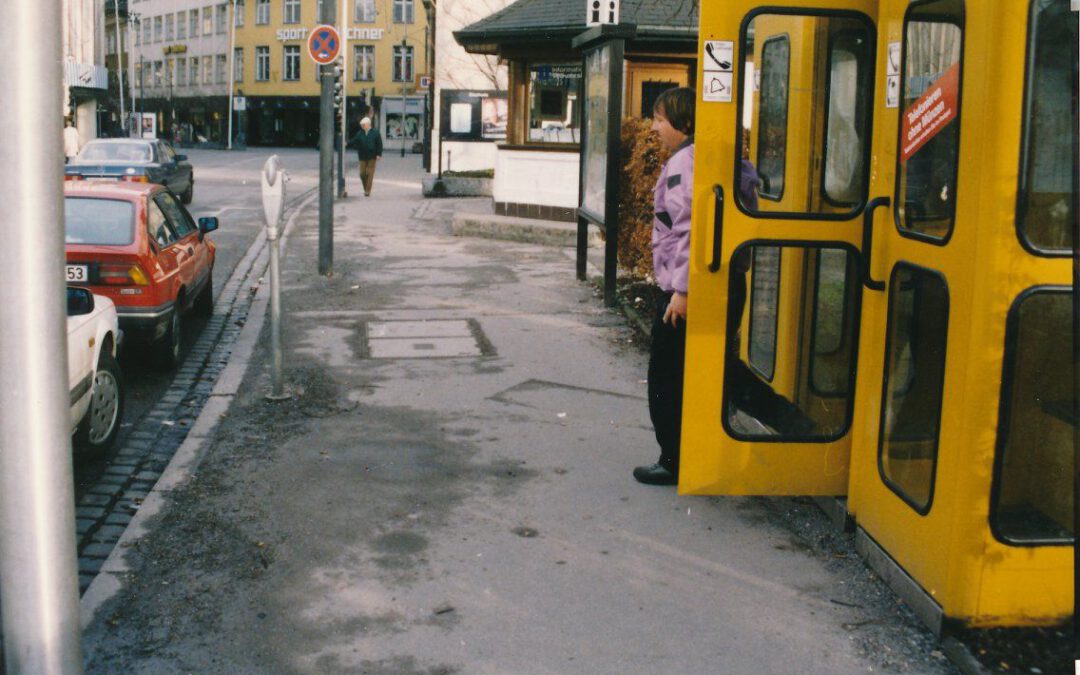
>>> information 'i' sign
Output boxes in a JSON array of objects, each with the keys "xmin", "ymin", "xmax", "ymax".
[{"xmin": 308, "ymin": 25, "xmax": 341, "ymax": 65}]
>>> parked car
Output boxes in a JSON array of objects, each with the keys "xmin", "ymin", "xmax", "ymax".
[
  {"xmin": 67, "ymin": 287, "xmax": 124, "ymax": 454},
  {"xmin": 64, "ymin": 181, "xmax": 219, "ymax": 369},
  {"xmin": 65, "ymin": 139, "xmax": 195, "ymax": 204}
]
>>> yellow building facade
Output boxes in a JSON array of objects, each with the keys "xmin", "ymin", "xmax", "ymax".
[{"xmin": 233, "ymin": 0, "xmax": 430, "ymax": 147}]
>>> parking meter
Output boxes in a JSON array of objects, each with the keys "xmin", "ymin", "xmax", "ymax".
[
  {"xmin": 261, "ymin": 155, "xmax": 286, "ymax": 240},
  {"xmin": 261, "ymin": 155, "xmax": 290, "ymax": 400}
]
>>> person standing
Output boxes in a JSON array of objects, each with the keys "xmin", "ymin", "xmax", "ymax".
[
  {"xmin": 349, "ymin": 116, "xmax": 383, "ymax": 197},
  {"xmin": 63, "ymin": 119, "xmax": 81, "ymax": 163},
  {"xmin": 634, "ymin": 87, "xmax": 696, "ymax": 486}
]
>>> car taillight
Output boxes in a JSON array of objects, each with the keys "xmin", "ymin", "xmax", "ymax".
[
  {"xmin": 64, "ymin": 175, "xmax": 84, "ymax": 181},
  {"xmin": 121, "ymin": 175, "xmax": 149, "ymax": 183},
  {"xmin": 98, "ymin": 264, "xmax": 150, "ymax": 286}
]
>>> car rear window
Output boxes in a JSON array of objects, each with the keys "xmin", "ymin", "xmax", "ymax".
[
  {"xmin": 65, "ymin": 198, "xmax": 135, "ymax": 245},
  {"xmin": 77, "ymin": 142, "xmax": 152, "ymax": 163}
]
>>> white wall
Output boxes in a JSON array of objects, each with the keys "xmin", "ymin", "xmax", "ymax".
[
  {"xmin": 429, "ymin": 0, "xmax": 511, "ymax": 172},
  {"xmin": 493, "ymin": 149, "xmax": 579, "ymax": 209},
  {"xmin": 435, "ymin": 141, "xmax": 498, "ymax": 173}
]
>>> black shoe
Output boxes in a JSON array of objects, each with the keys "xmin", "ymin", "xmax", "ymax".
[{"xmin": 633, "ymin": 463, "xmax": 678, "ymax": 485}]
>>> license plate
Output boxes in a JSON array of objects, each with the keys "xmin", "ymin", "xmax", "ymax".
[{"xmin": 65, "ymin": 265, "xmax": 88, "ymax": 283}]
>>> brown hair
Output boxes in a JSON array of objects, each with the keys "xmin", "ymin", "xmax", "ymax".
[{"xmin": 653, "ymin": 87, "xmax": 696, "ymax": 136}]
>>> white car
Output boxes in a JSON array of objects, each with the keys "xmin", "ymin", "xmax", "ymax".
[{"xmin": 67, "ymin": 287, "xmax": 124, "ymax": 454}]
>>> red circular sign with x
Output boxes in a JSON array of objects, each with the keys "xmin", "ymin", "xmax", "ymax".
[{"xmin": 307, "ymin": 25, "xmax": 341, "ymax": 65}]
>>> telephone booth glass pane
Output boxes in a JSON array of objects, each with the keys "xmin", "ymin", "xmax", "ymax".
[
  {"xmin": 726, "ymin": 245, "xmax": 859, "ymax": 441},
  {"xmin": 756, "ymin": 36, "xmax": 789, "ymax": 202},
  {"xmin": 992, "ymin": 290, "xmax": 1075, "ymax": 544},
  {"xmin": 1018, "ymin": 0, "xmax": 1078, "ymax": 254},
  {"xmin": 897, "ymin": 0, "xmax": 963, "ymax": 241},
  {"xmin": 749, "ymin": 246, "xmax": 780, "ymax": 380},
  {"xmin": 810, "ymin": 249, "xmax": 858, "ymax": 396},
  {"xmin": 879, "ymin": 265, "xmax": 949, "ymax": 513},
  {"xmin": 738, "ymin": 14, "xmax": 874, "ymax": 216}
]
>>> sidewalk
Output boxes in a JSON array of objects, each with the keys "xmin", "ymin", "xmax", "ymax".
[{"xmin": 80, "ymin": 156, "xmax": 948, "ymax": 674}]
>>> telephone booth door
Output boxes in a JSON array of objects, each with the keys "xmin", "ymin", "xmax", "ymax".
[
  {"xmin": 681, "ymin": 0, "xmax": 879, "ymax": 495},
  {"xmin": 846, "ymin": 0, "xmax": 1076, "ymax": 628}
]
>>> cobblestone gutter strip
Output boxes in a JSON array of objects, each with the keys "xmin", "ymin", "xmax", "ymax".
[{"xmin": 79, "ymin": 192, "xmax": 317, "ymax": 631}]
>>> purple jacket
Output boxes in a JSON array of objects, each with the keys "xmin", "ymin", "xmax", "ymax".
[{"xmin": 652, "ymin": 140, "xmax": 694, "ymax": 294}]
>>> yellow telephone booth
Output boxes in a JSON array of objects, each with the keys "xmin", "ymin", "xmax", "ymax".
[{"xmin": 683, "ymin": 0, "xmax": 1076, "ymax": 629}]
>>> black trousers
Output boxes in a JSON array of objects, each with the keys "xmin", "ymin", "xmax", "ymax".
[{"xmin": 648, "ymin": 292, "xmax": 686, "ymax": 473}]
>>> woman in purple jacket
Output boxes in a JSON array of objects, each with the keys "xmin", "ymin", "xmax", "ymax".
[{"xmin": 634, "ymin": 87, "xmax": 696, "ymax": 486}]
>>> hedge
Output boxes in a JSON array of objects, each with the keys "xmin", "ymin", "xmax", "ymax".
[{"xmin": 618, "ymin": 117, "xmax": 671, "ymax": 280}]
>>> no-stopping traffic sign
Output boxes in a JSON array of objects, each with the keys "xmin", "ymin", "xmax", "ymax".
[{"xmin": 308, "ymin": 25, "xmax": 341, "ymax": 65}]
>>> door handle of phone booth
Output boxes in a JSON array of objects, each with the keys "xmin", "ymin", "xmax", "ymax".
[
  {"xmin": 862, "ymin": 196, "xmax": 889, "ymax": 291},
  {"xmin": 709, "ymin": 184, "xmax": 724, "ymax": 273}
]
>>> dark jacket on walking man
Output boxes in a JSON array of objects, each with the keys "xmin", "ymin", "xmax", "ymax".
[{"xmin": 348, "ymin": 116, "xmax": 383, "ymax": 196}]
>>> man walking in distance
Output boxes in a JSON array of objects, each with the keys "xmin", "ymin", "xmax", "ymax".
[{"xmin": 349, "ymin": 116, "xmax": 383, "ymax": 197}]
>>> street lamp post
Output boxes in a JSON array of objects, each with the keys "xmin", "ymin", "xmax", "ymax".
[
  {"xmin": 114, "ymin": 0, "xmax": 126, "ymax": 134},
  {"xmin": 226, "ymin": 0, "xmax": 237, "ymax": 149},
  {"xmin": 400, "ymin": 37, "xmax": 407, "ymax": 158}
]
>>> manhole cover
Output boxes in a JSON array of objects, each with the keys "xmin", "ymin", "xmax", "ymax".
[{"xmin": 366, "ymin": 320, "xmax": 484, "ymax": 358}]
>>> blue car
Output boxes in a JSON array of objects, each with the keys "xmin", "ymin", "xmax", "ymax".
[{"xmin": 65, "ymin": 139, "xmax": 195, "ymax": 204}]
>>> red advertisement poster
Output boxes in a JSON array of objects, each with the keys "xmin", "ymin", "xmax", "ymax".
[{"xmin": 899, "ymin": 62, "xmax": 960, "ymax": 163}]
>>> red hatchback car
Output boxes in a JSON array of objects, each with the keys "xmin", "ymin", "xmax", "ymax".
[{"xmin": 64, "ymin": 182, "xmax": 219, "ymax": 368}]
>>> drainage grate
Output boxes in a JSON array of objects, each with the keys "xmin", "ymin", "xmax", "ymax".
[{"xmin": 365, "ymin": 320, "xmax": 484, "ymax": 358}]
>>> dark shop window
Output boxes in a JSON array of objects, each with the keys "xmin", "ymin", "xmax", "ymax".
[
  {"xmin": 1017, "ymin": 0, "xmax": 1078, "ymax": 255},
  {"xmin": 991, "ymin": 289, "xmax": 1074, "ymax": 545},
  {"xmin": 878, "ymin": 264, "xmax": 949, "ymax": 513}
]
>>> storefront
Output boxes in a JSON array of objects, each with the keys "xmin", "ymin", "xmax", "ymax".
[{"xmin": 454, "ymin": 0, "xmax": 697, "ymax": 221}]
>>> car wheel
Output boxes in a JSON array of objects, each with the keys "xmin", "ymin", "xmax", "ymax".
[
  {"xmin": 75, "ymin": 348, "xmax": 124, "ymax": 456},
  {"xmin": 156, "ymin": 308, "xmax": 182, "ymax": 370},
  {"xmin": 180, "ymin": 179, "xmax": 194, "ymax": 205},
  {"xmin": 193, "ymin": 272, "xmax": 214, "ymax": 316}
]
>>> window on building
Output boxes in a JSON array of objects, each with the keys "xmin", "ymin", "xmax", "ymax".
[
  {"xmin": 134, "ymin": 22, "xmax": 141, "ymax": 46},
  {"xmin": 216, "ymin": 4, "xmax": 228, "ymax": 33},
  {"xmin": 354, "ymin": 44, "xmax": 374, "ymax": 81},
  {"xmin": 355, "ymin": 0, "xmax": 376, "ymax": 22},
  {"xmin": 284, "ymin": 45, "xmax": 300, "ymax": 80},
  {"xmin": 234, "ymin": 47, "xmax": 244, "ymax": 82},
  {"xmin": 284, "ymin": 0, "xmax": 300, "ymax": 24},
  {"xmin": 234, "ymin": 0, "xmax": 244, "ymax": 27},
  {"xmin": 190, "ymin": 57, "xmax": 199, "ymax": 85},
  {"xmin": 142, "ymin": 20, "xmax": 151, "ymax": 44},
  {"xmin": 177, "ymin": 58, "xmax": 187, "ymax": 86},
  {"xmin": 177, "ymin": 11, "xmax": 187, "ymax": 39},
  {"xmin": 256, "ymin": 45, "xmax": 270, "ymax": 81},
  {"xmin": 256, "ymin": 0, "xmax": 269, "ymax": 25},
  {"xmin": 216, "ymin": 54, "xmax": 227, "ymax": 83},
  {"xmin": 153, "ymin": 16, "xmax": 162, "ymax": 42},
  {"xmin": 165, "ymin": 14, "xmax": 174, "ymax": 40},
  {"xmin": 165, "ymin": 58, "xmax": 175, "ymax": 88},
  {"xmin": 203, "ymin": 6, "xmax": 213, "ymax": 35},
  {"xmin": 134, "ymin": 62, "xmax": 142, "ymax": 88},
  {"xmin": 153, "ymin": 60, "xmax": 163, "ymax": 88},
  {"xmin": 527, "ymin": 62, "xmax": 582, "ymax": 144},
  {"xmin": 106, "ymin": 29, "xmax": 116, "ymax": 55},
  {"xmin": 190, "ymin": 8, "xmax": 199, "ymax": 36},
  {"xmin": 393, "ymin": 44, "xmax": 414, "ymax": 82},
  {"xmin": 203, "ymin": 55, "xmax": 213, "ymax": 85},
  {"xmin": 393, "ymin": 0, "xmax": 414, "ymax": 23}
]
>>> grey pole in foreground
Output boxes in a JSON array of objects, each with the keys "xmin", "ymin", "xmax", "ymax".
[
  {"xmin": 0, "ymin": 0, "xmax": 85, "ymax": 672},
  {"xmin": 318, "ymin": 2, "xmax": 335, "ymax": 276}
]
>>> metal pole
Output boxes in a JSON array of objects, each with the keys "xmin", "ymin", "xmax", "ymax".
[
  {"xmin": 226, "ymin": 0, "xmax": 237, "ymax": 150},
  {"xmin": 400, "ymin": 38, "xmax": 407, "ymax": 158},
  {"xmin": 338, "ymin": 0, "xmax": 348, "ymax": 198},
  {"xmin": 0, "ymin": 0, "xmax": 85, "ymax": 670},
  {"xmin": 318, "ymin": 0, "xmax": 335, "ymax": 275},
  {"xmin": 114, "ymin": 0, "xmax": 126, "ymax": 133}
]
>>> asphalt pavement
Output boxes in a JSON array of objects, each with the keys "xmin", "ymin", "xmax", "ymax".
[{"xmin": 79, "ymin": 152, "xmax": 953, "ymax": 674}]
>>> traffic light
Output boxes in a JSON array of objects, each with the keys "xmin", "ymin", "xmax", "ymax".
[{"xmin": 332, "ymin": 60, "xmax": 344, "ymax": 111}]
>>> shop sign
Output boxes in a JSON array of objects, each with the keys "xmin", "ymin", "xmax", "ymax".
[
  {"xmin": 899, "ymin": 62, "xmax": 959, "ymax": 163},
  {"xmin": 278, "ymin": 27, "xmax": 384, "ymax": 41},
  {"xmin": 163, "ymin": 44, "xmax": 188, "ymax": 55}
]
